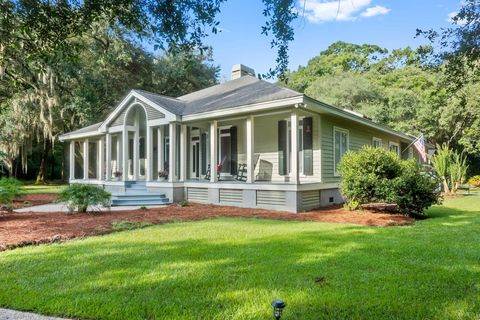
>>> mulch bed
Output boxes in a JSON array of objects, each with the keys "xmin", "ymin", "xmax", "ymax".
[{"xmin": 0, "ymin": 202, "xmax": 414, "ymax": 251}]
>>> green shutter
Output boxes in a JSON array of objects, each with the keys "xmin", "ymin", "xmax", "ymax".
[
  {"xmin": 303, "ymin": 117, "xmax": 313, "ymax": 175},
  {"xmin": 278, "ymin": 120, "xmax": 287, "ymax": 175}
]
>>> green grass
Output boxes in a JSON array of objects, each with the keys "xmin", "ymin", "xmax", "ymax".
[
  {"xmin": 1, "ymin": 197, "xmax": 480, "ymax": 319},
  {"xmin": 19, "ymin": 183, "xmax": 66, "ymax": 194}
]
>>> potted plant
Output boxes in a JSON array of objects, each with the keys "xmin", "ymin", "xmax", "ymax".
[
  {"xmin": 113, "ymin": 171, "xmax": 122, "ymax": 181},
  {"xmin": 158, "ymin": 170, "xmax": 168, "ymax": 182}
]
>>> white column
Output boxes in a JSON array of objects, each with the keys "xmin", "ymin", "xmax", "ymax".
[
  {"xmin": 210, "ymin": 120, "xmax": 218, "ymax": 183},
  {"xmin": 83, "ymin": 139, "xmax": 89, "ymax": 180},
  {"xmin": 105, "ymin": 134, "xmax": 111, "ymax": 181},
  {"xmin": 122, "ymin": 129, "xmax": 128, "ymax": 181},
  {"xmin": 69, "ymin": 141, "xmax": 75, "ymax": 181},
  {"xmin": 98, "ymin": 138, "xmax": 104, "ymax": 180},
  {"xmin": 246, "ymin": 116, "xmax": 255, "ymax": 183},
  {"xmin": 168, "ymin": 123, "xmax": 177, "ymax": 182},
  {"xmin": 180, "ymin": 124, "xmax": 187, "ymax": 181},
  {"xmin": 116, "ymin": 135, "xmax": 121, "ymax": 174},
  {"xmin": 158, "ymin": 126, "xmax": 164, "ymax": 172},
  {"xmin": 133, "ymin": 130, "xmax": 139, "ymax": 180},
  {"xmin": 290, "ymin": 111, "xmax": 299, "ymax": 184},
  {"xmin": 146, "ymin": 126, "xmax": 153, "ymax": 181}
]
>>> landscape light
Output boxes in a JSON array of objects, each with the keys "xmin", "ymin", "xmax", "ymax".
[{"xmin": 271, "ymin": 299, "xmax": 286, "ymax": 320}]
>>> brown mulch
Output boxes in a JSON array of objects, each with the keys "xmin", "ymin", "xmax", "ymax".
[
  {"xmin": 0, "ymin": 203, "xmax": 414, "ymax": 251},
  {"xmin": 12, "ymin": 193, "xmax": 57, "ymax": 209}
]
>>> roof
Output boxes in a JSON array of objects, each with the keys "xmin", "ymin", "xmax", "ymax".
[
  {"xmin": 132, "ymin": 89, "xmax": 186, "ymax": 115},
  {"xmin": 178, "ymin": 75, "xmax": 302, "ymax": 115},
  {"xmin": 60, "ymin": 122, "xmax": 102, "ymax": 140}
]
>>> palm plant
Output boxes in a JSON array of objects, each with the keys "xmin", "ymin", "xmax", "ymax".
[
  {"xmin": 449, "ymin": 151, "xmax": 468, "ymax": 193},
  {"xmin": 431, "ymin": 143, "xmax": 452, "ymax": 194}
]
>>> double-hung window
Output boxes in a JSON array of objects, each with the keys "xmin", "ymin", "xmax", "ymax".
[{"xmin": 334, "ymin": 127, "xmax": 349, "ymax": 176}]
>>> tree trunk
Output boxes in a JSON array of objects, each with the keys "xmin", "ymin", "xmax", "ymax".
[
  {"xmin": 35, "ymin": 139, "xmax": 50, "ymax": 184},
  {"xmin": 442, "ymin": 178, "xmax": 450, "ymax": 194}
]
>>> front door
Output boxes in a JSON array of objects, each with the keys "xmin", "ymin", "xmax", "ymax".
[{"xmin": 190, "ymin": 136, "xmax": 200, "ymax": 179}]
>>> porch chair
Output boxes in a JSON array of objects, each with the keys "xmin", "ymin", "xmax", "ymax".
[
  {"xmin": 204, "ymin": 156, "xmax": 227, "ymax": 180},
  {"xmin": 235, "ymin": 154, "xmax": 260, "ymax": 182}
]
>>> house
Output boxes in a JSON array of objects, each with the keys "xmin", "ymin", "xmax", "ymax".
[{"xmin": 59, "ymin": 64, "xmax": 423, "ymax": 212}]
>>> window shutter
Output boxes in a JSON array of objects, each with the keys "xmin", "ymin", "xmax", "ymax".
[
  {"xmin": 201, "ymin": 133, "xmax": 207, "ymax": 175},
  {"xmin": 278, "ymin": 120, "xmax": 287, "ymax": 175},
  {"xmin": 230, "ymin": 126, "xmax": 238, "ymax": 175},
  {"xmin": 303, "ymin": 117, "xmax": 313, "ymax": 175}
]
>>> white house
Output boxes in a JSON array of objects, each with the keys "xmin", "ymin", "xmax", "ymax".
[{"xmin": 59, "ymin": 64, "xmax": 422, "ymax": 212}]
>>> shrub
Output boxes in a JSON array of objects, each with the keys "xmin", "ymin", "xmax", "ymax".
[
  {"xmin": 57, "ymin": 184, "xmax": 111, "ymax": 213},
  {"xmin": 467, "ymin": 175, "xmax": 480, "ymax": 188},
  {"xmin": 338, "ymin": 146, "xmax": 402, "ymax": 205},
  {"xmin": 0, "ymin": 178, "xmax": 22, "ymax": 208},
  {"xmin": 389, "ymin": 160, "xmax": 442, "ymax": 216},
  {"xmin": 339, "ymin": 146, "xmax": 441, "ymax": 216}
]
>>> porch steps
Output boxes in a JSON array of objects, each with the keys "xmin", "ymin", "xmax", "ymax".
[{"xmin": 111, "ymin": 181, "xmax": 170, "ymax": 206}]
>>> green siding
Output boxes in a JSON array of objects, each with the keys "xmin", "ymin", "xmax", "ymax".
[{"xmin": 321, "ymin": 115, "xmax": 405, "ymax": 183}]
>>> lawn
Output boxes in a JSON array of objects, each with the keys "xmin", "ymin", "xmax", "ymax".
[
  {"xmin": 19, "ymin": 183, "xmax": 66, "ymax": 194},
  {"xmin": 1, "ymin": 197, "xmax": 479, "ymax": 319}
]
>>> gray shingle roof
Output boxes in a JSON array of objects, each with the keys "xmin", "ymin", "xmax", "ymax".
[
  {"xmin": 132, "ymin": 89, "xmax": 186, "ymax": 115},
  {"xmin": 178, "ymin": 75, "xmax": 302, "ymax": 115},
  {"xmin": 132, "ymin": 76, "xmax": 302, "ymax": 117},
  {"xmin": 62, "ymin": 122, "xmax": 102, "ymax": 137}
]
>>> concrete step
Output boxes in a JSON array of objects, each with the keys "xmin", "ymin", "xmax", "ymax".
[
  {"xmin": 111, "ymin": 198, "xmax": 170, "ymax": 206},
  {"xmin": 112, "ymin": 194, "xmax": 167, "ymax": 200}
]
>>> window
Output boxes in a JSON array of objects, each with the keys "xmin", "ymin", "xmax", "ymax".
[
  {"xmin": 334, "ymin": 127, "xmax": 349, "ymax": 176},
  {"xmin": 372, "ymin": 137, "xmax": 383, "ymax": 148},
  {"xmin": 389, "ymin": 141, "xmax": 400, "ymax": 157}
]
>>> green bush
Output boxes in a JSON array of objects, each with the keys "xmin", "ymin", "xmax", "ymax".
[
  {"xmin": 467, "ymin": 175, "xmax": 480, "ymax": 188},
  {"xmin": 57, "ymin": 184, "xmax": 111, "ymax": 213},
  {"xmin": 390, "ymin": 160, "xmax": 442, "ymax": 216},
  {"xmin": 338, "ymin": 146, "xmax": 402, "ymax": 205},
  {"xmin": 339, "ymin": 146, "xmax": 441, "ymax": 216},
  {"xmin": 0, "ymin": 178, "xmax": 22, "ymax": 207}
]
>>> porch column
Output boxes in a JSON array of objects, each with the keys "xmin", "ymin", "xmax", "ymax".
[
  {"xmin": 83, "ymin": 139, "xmax": 89, "ymax": 180},
  {"xmin": 122, "ymin": 129, "xmax": 128, "ymax": 181},
  {"xmin": 69, "ymin": 141, "xmax": 75, "ymax": 181},
  {"xmin": 157, "ymin": 126, "xmax": 164, "ymax": 172},
  {"xmin": 168, "ymin": 123, "xmax": 177, "ymax": 182},
  {"xmin": 209, "ymin": 120, "xmax": 218, "ymax": 183},
  {"xmin": 116, "ymin": 135, "xmax": 122, "ymax": 176},
  {"xmin": 246, "ymin": 116, "xmax": 255, "ymax": 183},
  {"xmin": 133, "ymin": 130, "xmax": 139, "ymax": 180},
  {"xmin": 290, "ymin": 111, "xmax": 299, "ymax": 184},
  {"xmin": 146, "ymin": 126, "xmax": 153, "ymax": 181},
  {"xmin": 105, "ymin": 133, "xmax": 111, "ymax": 180},
  {"xmin": 98, "ymin": 137, "xmax": 105, "ymax": 180},
  {"xmin": 180, "ymin": 124, "xmax": 187, "ymax": 181}
]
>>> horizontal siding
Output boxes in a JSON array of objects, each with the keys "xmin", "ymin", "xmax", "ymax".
[
  {"xmin": 302, "ymin": 190, "xmax": 320, "ymax": 210},
  {"xmin": 321, "ymin": 115, "xmax": 404, "ymax": 183},
  {"xmin": 187, "ymin": 187, "xmax": 208, "ymax": 203},
  {"xmin": 145, "ymin": 104, "xmax": 165, "ymax": 120},
  {"xmin": 219, "ymin": 189, "xmax": 243, "ymax": 204},
  {"xmin": 257, "ymin": 190, "xmax": 286, "ymax": 206}
]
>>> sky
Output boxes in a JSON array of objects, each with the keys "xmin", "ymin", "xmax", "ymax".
[{"xmin": 201, "ymin": 0, "xmax": 462, "ymax": 80}]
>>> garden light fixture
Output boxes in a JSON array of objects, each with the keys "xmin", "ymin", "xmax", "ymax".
[{"xmin": 271, "ymin": 299, "xmax": 286, "ymax": 320}]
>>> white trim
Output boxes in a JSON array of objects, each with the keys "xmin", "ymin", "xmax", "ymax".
[
  {"xmin": 108, "ymin": 125, "xmax": 123, "ymax": 133},
  {"xmin": 372, "ymin": 137, "xmax": 383, "ymax": 148},
  {"xmin": 333, "ymin": 126, "xmax": 349, "ymax": 177},
  {"xmin": 99, "ymin": 90, "xmax": 178, "ymax": 132},
  {"xmin": 59, "ymin": 131, "xmax": 103, "ymax": 141}
]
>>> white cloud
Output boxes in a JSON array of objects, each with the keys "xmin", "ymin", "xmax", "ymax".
[
  {"xmin": 301, "ymin": 0, "xmax": 390, "ymax": 23},
  {"xmin": 360, "ymin": 5, "xmax": 390, "ymax": 17}
]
